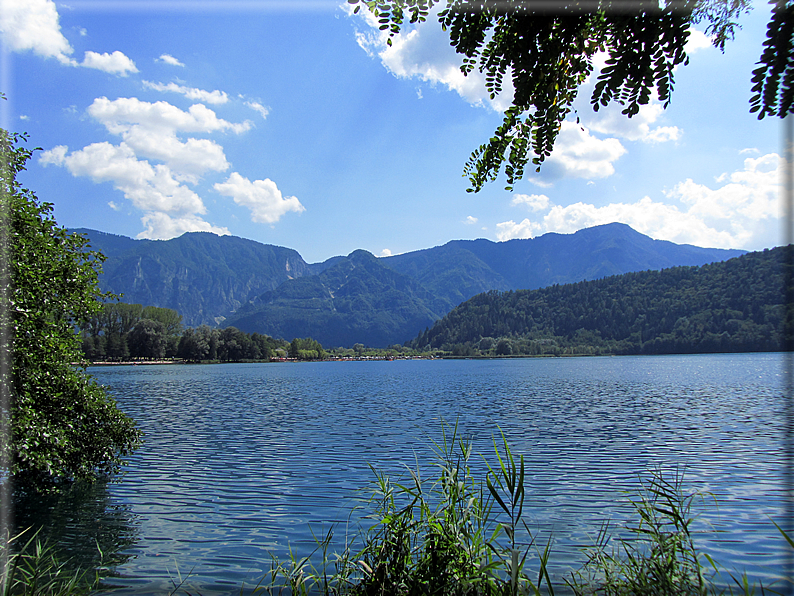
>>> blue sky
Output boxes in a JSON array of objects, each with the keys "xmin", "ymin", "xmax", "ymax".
[{"xmin": 1, "ymin": 0, "xmax": 784, "ymax": 264}]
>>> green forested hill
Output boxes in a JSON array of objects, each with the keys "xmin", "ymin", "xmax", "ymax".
[
  {"xmin": 225, "ymin": 250, "xmax": 450, "ymax": 347},
  {"xmin": 409, "ymin": 247, "xmax": 789, "ymax": 356}
]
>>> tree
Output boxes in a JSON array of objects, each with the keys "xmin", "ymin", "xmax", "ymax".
[
  {"xmin": 128, "ymin": 319, "xmax": 168, "ymax": 360},
  {"xmin": 0, "ymin": 127, "xmax": 142, "ymax": 489},
  {"xmin": 348, "ymin": 0, "xmax": 790, "ymax": 192}
]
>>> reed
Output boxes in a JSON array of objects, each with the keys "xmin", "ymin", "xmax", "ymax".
[{"xmin": 0, "ymin": 528, "xmax": 100, "ymax": 596}]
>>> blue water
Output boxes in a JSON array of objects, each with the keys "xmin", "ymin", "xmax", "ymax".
[{"xmin": 14, "ymin": 354, "xmax": 790, "ymax": 594}]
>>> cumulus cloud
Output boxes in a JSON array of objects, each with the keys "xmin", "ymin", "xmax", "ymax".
[
  {"xmin": 586, "ymin": 102, "xmax": 680, "ymax": 144},
  {"xmin": 496, "ymin": 219, "xmax": 543, "ymax": 241},
  {"xmin": 0, "ymin": 0, "xmax": 75, "ymax": 64},
  {"xmin": 495, "ymin": 152, "xmax": 783, "ymax": 249},
  {"xmin": 512, "ymin": 194, "xmax": 549, "ymax": 211},
  {"xmin": 539, "ymin": 121, "xmax": 627, "ymax": 181},
  {"xmin": 214, "ymin": 173, "xmax": 305, "ymax": 224},
  {"xmin": 40, "ymin": 142, "xmax": 207, "ymax": 215},
  {"xmin": 38, "ymin": 91, "xmax": 296, "ymax": 238},
  {"xmin": 83, "ymin": 97, "xmax": 255, "ymax": 179},
  {"xmin": 464, "ymin": 216, "xmax": 478, "ymax": 225},
  {"xmin": 38, "ymin": 96, "xmax": 259, "ymax": 239},
  {"xmin": 685, "ymin": 28, "xmax": 713, "ymax": 53},
  {"xmin": 665, "ymin": 153, "xmax": 782, "ymax": 224},
  {"xmin": 380, "ymin": 248, "xmax": 393, "ymax": 257},
  {"xmin": 143, "ymin": 81, "xmax": 229, "ymax": 105},
  {"xmin": 81, "ymin": 50, "xmax": 138, "ymax": 76},
  {"xmin": 348, "ymin": 4, "xmax": 512, "ymax": 111},
  {"xmin": 89, "ymin": 96, "xmax": 250, "ymax": 136},
  {"xmin": 157, "ymin": 53, "xmax": 185, "ymax": 67},
  {"xmin": 0, "ymin": 0, "xmax": 139, "ymax": 75},
  {"xmin": 138, "ymin": 212, "xmax": 230, "ymax": 240},
  {"xmin": 40, "ymin": 141, "xmax": 232, "ymax": 240}
]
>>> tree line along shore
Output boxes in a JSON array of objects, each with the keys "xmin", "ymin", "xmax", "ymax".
[{"xmin": 79, "ymin": 245, "xmax": 790, "ymax": 364}]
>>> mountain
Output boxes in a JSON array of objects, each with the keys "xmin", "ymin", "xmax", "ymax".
[
  {"xmin": 224, "ymin": 250, "xmax": 449, "ymax": 347},
  {"xmin": 382, "ymin": 223, "xmax": 746, "ymax": 306},
  {"xmin": 73, "ymin": 229, "xmax": 312, "ymax": 326},
  {"xmin": 73, "ymin": 223, "xmax": 748, "ymax": 346},
  {"xmin": 408, "ymin": 246, "xmax": 787, "ymax": 355}
]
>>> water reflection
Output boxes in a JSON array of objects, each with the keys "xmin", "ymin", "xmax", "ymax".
[{"xmin": 12, "ymin": 478, "xmax": 139, "ymax": 584}]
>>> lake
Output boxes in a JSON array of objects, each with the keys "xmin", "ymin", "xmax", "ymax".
[{"xmin": 13, "ymin": 353, "xmax": 791, "ymax": 594}]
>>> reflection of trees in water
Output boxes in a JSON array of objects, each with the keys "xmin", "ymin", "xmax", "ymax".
[{"xmin": 12, "ymin": 479, "xmax": 139, "ymax": 579}]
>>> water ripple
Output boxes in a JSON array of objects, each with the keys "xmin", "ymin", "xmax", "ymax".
[{"xmin": 28, "ymin": 353, "xmax": 783, "ymax": 594}]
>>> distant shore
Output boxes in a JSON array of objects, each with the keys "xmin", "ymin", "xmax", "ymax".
[{"xmin": 87, "ymin": 355, "xmax": 438, "ymax": 366}]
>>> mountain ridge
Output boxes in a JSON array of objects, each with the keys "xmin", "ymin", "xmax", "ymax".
[{"xmin": 71, "ymin": 223, "xmax": 748, "ymax": 345}]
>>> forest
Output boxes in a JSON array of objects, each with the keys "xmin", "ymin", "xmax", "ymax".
[
  {"xmin": 408, "ymin": 246, "xmax": 790, "ymax": 357},
  {"xmin": 79, "ymin": 302, "xmax": 294, "ymax": 362}
]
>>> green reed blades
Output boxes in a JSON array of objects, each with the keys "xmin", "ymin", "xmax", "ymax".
[
  {"xmin": 483, "ymin": 430, "xmax": 555, "ymax": 596},
  {"xmin": 566, "ymin": 468, "xmax": 713, "ymax": 596},
  {"xmin": 0, "ymin": 528, "xmax": 98, "ymax": 596},
  {"xmin": 346, "ymin": 421, "xmax": 553, "ymax": 596}
]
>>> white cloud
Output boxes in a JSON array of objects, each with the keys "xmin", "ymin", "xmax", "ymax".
[
  {"xmin": 214, "ymin": 172, "xmax": 305, "ymax": 224},
  {"xmin": 0, "ymin": 0, "xmax": 143, "ymax": 77},
  {"xmin": 539, "ymin": 121, "xmax": 627, "ymax": 181},
  {"xmin": 108, "ymin": 201, "xmax": 121, "ymax": 211},
  {"xmin": 19, "ymin": 114, "xmax": 29, "ymax": 121},
  {"xmin": 81, "ymin": 50, "xmax": 138, "ymax": 76},
  {"xmin": 0, "ymin": 0, "xmax": 75, "ymax": 64},
  {"xmin": 40, "ymin": 142, "xmax": 207, "ymax": 215},
  {"xmin": 84, "ymin": 97, "xmax": 255, "ymax": 179},
  {"xmin": 512, "ymin": 194, "xmax": 549, "ymax": 211},
  {"xmin": 119, "ymin": 128, "xmax": 230, "ymax": 180},
  {"xmin": 157, "ymin": 53, "xmax": 184, "ymax": 67},
  {"xmin": 138, "ymin": 212, "xmax": 230, "ymax": 240},
  {"xmin": 38, "ymin": 95, "xmax": 278, "ymax": 240},
  {"xmin": 587, "ymin": 102, "xmax": 681, "ymax": 144},
  {"xmin": 666, "ymin": 153, "xmax": 783, "ymax": 224},
  {"xmin": 245, "ymin": 100, "xmax": 270, "ymax": 119},
  {"xmin": 380, "ymin": 248, "xmax": 393, "ymax": 257},
  {"xmin": 143, "ymin": 81, "xmax": 229, "ymax": 105},
  {"xmin": 464, "ymin": 215, "xmax": 478, "ymax": 225},
  {"xmin": 348, "ymin": 5, "xmax": 512, "ymax": 111},
  {"xmin": 89, "ymin": 96, "xmax": 250, "ymax": 136},
  {"xmin": 496, "ymin": 219, "xmax": 543, "ymax": 241},
  {"xmin": 685, "ymin": 28, "xmax": 713, "ymax": 53},
  {"xmin": 495, "ymin": 152, "xmax": 783, "ymax": 249}
]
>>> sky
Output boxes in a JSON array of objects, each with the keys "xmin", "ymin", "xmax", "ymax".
[{"xmin": 0, "ymin": 0, "xmax": 785, "ymax": 264}]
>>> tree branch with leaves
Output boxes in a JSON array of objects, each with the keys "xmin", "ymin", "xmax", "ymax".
[{"xmin": 348, "ymin": 0, "xmax": 788, "ymax": 192}]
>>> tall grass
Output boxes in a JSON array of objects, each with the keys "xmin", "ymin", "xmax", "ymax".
[{"xmin": 0, "ymin": 528, "xmax": 100, "ymax": 596}]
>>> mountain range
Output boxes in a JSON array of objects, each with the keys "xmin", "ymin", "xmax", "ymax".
[{"xmin": 73, "ymin": 223, "xmax": 746, "ymax": 347}]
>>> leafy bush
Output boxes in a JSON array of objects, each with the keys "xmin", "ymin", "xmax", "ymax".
[{"xmin": 1, "ymin": 127, "xmax": 142, "ymax": 489}]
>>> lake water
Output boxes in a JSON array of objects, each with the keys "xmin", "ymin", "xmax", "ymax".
[{"xmin": 13, "ymin": 354, "xmax": 792, "ymax": 594}]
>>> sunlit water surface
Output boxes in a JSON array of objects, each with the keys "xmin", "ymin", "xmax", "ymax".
[{"xmin": 14, "ymin": 354, "xmax": 790, "ymax": 594}]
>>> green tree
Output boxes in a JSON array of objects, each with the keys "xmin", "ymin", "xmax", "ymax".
[
  {"xmin": 128, "ymin": 319, "xmax": 168, "ymax": 360},
  {"xmin": 348, "ymin": 0, "xmax": 790, "ymax": 192},
  {"xmin": 0, "ymin": 128, "xmax": 142, "ymax": 489}
]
